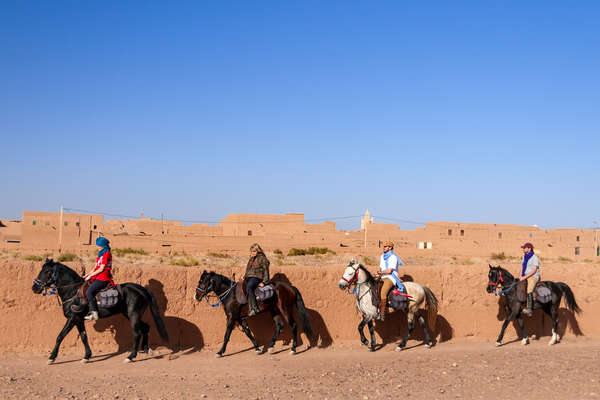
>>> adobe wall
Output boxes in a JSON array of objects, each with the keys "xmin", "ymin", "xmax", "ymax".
[{"xmin": 2, "ymin": 260, "xmax": 596, "ymax": 354}]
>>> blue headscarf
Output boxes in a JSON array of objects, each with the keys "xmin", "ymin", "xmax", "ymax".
[
  {"xmin": 521, "ymin": 250, "xmax": 534, "ymax": 277},
  {"xmin": 96, "ymin": 237, "xmax": 111, "ymax": 257},
  {"xmin": 383, "ymin": 249, "xmax": 403, "ymax": 267}
]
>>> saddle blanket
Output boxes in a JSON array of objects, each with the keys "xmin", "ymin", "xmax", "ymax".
[
  {"xmin": 516, "ymin": 282, "xmax": 552, "ymax": 304},
  {"xmin": 235, "ymin": 283, "xmax": 275, "ymax": 304},
  {"xmin": 70, "ymin": 285, "xmax": 121, "ymax": 313},
  {"xmin": 388, "ymin": 289, "xmax": 409, "ymax": 310}
]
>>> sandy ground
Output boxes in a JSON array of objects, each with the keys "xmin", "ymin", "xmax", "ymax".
[{"xmin": 1, "ymin": 337, "xmax": 599, "ymax": 400}]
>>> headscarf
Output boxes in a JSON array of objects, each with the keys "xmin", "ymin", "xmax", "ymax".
[{"xmin": 96, "ymin": 237, "xmax": 111, "ymax": 258}]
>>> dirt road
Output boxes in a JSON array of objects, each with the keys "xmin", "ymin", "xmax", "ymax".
[{"xmin": 1, "ymin": 337, "xmax": 599, "ymax": 400}]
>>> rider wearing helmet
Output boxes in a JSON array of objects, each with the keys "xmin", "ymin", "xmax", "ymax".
[
  {"xmin": 519, "ymin": 242, "xmax": 540, "ymax": 316},
  {"xmin": 375, "ymin": 240, "xmax": 403, "ymax": 321},
  {"xmin": 244, "ymin": 243, "xmax": 271, "ymax": 316}
]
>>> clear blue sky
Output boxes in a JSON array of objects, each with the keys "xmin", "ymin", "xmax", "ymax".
[{"xmin": 2, "ymin": 1, "xmax": 599, "ymax": 230}]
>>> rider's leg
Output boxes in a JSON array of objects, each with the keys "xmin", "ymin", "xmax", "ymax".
[
  {"xmin": 378, "ymin": 279, "xmax": 394, "ymax": 321},
  {"xmin": 523, "ymin": 275, "xmax": 539, "ymax": 316},
  {"xmin": 246, "ymin": 277, "xmax": 261, "ymax": 316},
  {"xmin": 85, "ymin": 280, "xmax": 109, "ymax": 320}
]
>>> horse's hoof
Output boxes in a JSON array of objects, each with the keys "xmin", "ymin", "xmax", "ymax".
[
  {"xmin": 255, "ymin": 349, "xmax": 262, "ymax": 355},
  {"xmin": 145, "ymin": 348, "xmax": 153, "ymax": 356},
  {"xmin": 47, "ymin": 359, "xmax": 55, "ymax": 365},
  {"xmin": 123, "ymin": 358, "xmax": 132, "ymax": 364},
  {"xmin": 395, "ymin": 346, "xmax": 403, "ymax": 352},
  {"xmin": 521, "ymin": 338, "xmax": 529, "ymax": 346},
  {"xmin": 495, "ymin": 342, "xmax": 502, "ymax": 347},
  {"xmin": 548, "ymin": 339, "xmax": 557, "ymax": 346},
  {"xmin": 80, "ymin": 358, "xmax": 89, "ymax": 364},
  {"xmin": 290, "ymin": 350, "xmax": 296, "ymax": 355},
  {"xmin": 425, "ymin": 343, "xmax": 432, "ymax": 349},
  {"xmin": 215, "ymin": 353, "xmax": 223, "ymax": 358},
  {"xmin": 268, "ymin": 347, "xmax": 275, "ymax": 354}
]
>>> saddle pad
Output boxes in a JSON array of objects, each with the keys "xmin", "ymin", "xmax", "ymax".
[
  {"xmin": 388, "ymin": 290, "xmax": 408, "ymax": 310},
  {"xmin": 235, "ymin": 284, "xmax": 275, "ymax": 304},
  {"xmin": 97, "ymin": 287, "xmax": 120, "ymax": 308},
  {"xmin": 535, "ymin": 286, "xmax": 552, "ymax": 304}
]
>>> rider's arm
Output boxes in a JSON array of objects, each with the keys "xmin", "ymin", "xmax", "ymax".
[
  {"xmin": 520, "ymin": 265, "xmax": 538, "ymax": 280},
  {"xmin": 85, "ymin": 264, "xmax": 105, "ymax": 280}
]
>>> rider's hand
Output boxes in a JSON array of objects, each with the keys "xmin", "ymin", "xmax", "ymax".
[
  {"xmin": 519, "ymin": 276, "xmax": 526, "ymax": 281},
  {"xmin": 258, "ymin": 282, "xmax": 264, "ymax": 287},
  {"xmin": 85, "ymin": 275, "xmax": 91, "ymax": 281}
]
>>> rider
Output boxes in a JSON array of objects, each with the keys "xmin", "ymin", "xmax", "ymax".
[
  {"xmin": 83, "ymin": 237, "xmax": 115, "ymax": 321},
  {"xmin": 244, "ymin": 243, "xmax": 271, "ymax": 316},
  {"xmin": 375, "ymin": 240, "xmax": 404, "ymax": 321},
  {"xmin": 519, "ymin": 242, "xmax": 540, "ymax": 316}
]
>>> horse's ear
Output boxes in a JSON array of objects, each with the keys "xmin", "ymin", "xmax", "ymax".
[{"xmin": 489, "ymin": 264, "xmax": 492, "ymax": 269}]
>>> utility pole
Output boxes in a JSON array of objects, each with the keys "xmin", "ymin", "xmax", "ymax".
[
  {"xmin": 364, "ymin": 220, "xmax": 367, "ymax": 249},
  {"xmin": 58, "ymin": 206, "xmax": 63, "ymax": 253}
]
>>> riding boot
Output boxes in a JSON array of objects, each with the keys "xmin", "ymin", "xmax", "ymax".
[
  {"xmin": 84, "ymin": 311, "xmax": 99, "ymax": 321},
  {"xmin": 523, "ymin": 293, "xmax": 534, "ymax": 316},
  {"xmin": 377, "ymin": 299, "xmax": 386, "ymax": 321},
  {"xmin": 248, "ymin": 291, "xmax": 260, "ymax": 316}
]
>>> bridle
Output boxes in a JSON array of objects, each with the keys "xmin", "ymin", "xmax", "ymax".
[
  {"xmin": 341, "ymin": 263, "xmax": 361, "ymax": 294},
  {"xmin": 196, "ymin": 277, "xmax": 236, "ymax": 307},
  {"xmin": 488, "ymin": 268, "xmax": 518, "ymax": 296},
  {"xmin": 33, "ymin": 263, "xmax": 59, "ymax": 296}
]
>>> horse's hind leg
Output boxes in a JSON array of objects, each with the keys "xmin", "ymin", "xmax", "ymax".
[
  {"xmin": 125, "ymin": 314, "xmax": 143, "ymax": 362},
  {"xmin": 517, "ymin": 317, "xmax": 529, "ymax": 345},
  {"xmin": 75, "ymin": 320, "xmax": 92, "ymax": 362},
  {"xmin": 268, "ymin": 314, "xmax": 285, "ymax": 354},
  {"xmin": 417, "ymin": 314, "xmax": 432, "ymax": 349},
  {"xmin": 281, "ymin": 308, "xmax": 299, "ymax": 354},
  {"xmin": 139, "ymin": 320, "xmax": 151, "ymax": 354},
  {"xmin": 548, "ymin": 304, "xmax": 559, "ymax": 345}
]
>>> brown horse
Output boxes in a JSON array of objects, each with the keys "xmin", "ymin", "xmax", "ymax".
[{"xmin": 194, "ymin": 270, "xmax": 312, "ymax": 357}]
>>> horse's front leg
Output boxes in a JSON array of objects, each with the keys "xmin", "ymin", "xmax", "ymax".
[
  {"xmin": 238, "ymin": 318, "xmax": 260, "ymax": 354},
  {"xmin": 75, "ymin": 319, "xmax": 92, "ymax": 362},
  {"xmin": 216, "ymin": 318, "xmax": 236, "ymax": 357},
  {"xmin": 48, "ymin": 316, "xmax": 77, "ymax": 364},
  {"xmin": 396, "ymin": 314, "xmax": 415, "ymax": 351},
  {"xmin": 517, "ymin": 316, "xmax": 529, "ymax": 345},
  {"xmin": 496, "ymin": 307, "xmax": 519, "ymax": 346},
  {"xmin": 367, "ymin": 320, "xmax": 376, "ymax": 352},
  {"xmin": 358, "ymin": 316, "xmax": 369, "ymax": 347}
]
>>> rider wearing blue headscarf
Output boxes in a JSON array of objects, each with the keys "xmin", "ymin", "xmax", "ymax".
[
  {"xmin": 375, "ymin": 240, "xmax": 404, "ymax": 321},
  {"xmin": 83, "ymin": 237, "xmax": 114, "ymax": 321}
]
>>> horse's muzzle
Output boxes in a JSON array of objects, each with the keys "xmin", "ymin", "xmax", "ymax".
[
  {"xmin": 338, "ymin": 280, "xmax": 348, "ymax": 290},
  {"xmin": 32, "ymin": 282, "xmax": 43, "ymax": 294}
]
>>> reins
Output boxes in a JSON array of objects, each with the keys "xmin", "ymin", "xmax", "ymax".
[{"xmin": 198, "ymin": 281, "xmax": 236, "ymax": 307}]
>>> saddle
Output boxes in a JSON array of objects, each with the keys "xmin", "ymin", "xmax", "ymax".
[
  {"xmin": 516, "ymin": 280, "xmax": 551, "ymax": 303},
  {"xmin": 70, "ymin": 282, "xmax": 122, "ymax": 313},
  {"xmin": 234, "ymin": 280, "xmax": 275, "ymax": 305}
]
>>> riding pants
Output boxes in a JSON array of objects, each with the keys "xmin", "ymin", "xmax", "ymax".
[
  {"xmin": 526, "ymin": 275, "xmax": 539, "ymax": 294},
  {"xmin": 87, "ymin": 279, "xmax": 109, "ymax": 312},
  {"xmin": 380, "ymin": 278, "xmax": 395, "ymax": 306},
  {"xmin": 246, "ymin": 277, "xmax": 261, "ymax": 297}
]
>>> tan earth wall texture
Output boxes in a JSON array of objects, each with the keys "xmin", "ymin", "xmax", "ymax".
[{"xmin": 1, "ymin": 260, "xmax": 597, "ymax": 354}]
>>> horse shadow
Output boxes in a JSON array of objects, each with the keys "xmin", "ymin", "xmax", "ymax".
[
  {"xmin": 243, "ymin": 273, "xmax": 333, "ymax": 352},
  {"xmin": 93, "ymin": 279, "xmax": 204, "ymax": 357},
  {"xmin": 495, "ymin": 297, "xmax": 583, "ymax": 339}
]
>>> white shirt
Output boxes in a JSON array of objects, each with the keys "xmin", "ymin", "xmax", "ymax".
[{"xmin": 379, "ymin": 253, "xmax": 402, "ymax": 282}]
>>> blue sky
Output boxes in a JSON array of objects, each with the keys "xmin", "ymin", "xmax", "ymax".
[{"xmin": 2, "ymin": 1, "xmax": 599, "ymax": 230}]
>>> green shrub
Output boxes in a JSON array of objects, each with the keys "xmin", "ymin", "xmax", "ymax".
[
  {"xmin": 22, "ymin": 254, "xmax": 43, "ymax": 261},
  {"xmin": 490, "ymin": 252, "xmax": 506, "ymax": 261},
  {"xmin": 273, "ymin": 249, "xmax": 283, "ymax": 255},
  {"xmin": 113, "ymin": 248, "xmax": 148, "ymax": 256},
  {"xmin": 207, "ymin": 251, "xmax": 230, "ymax": 259},
  {"xmin": 171, "ymin": 255, "xmax": 200, "ymax": 267},
  {"xmin": 57, "ymin": 253, "xmax": 77, "ymax": 262},
  {"xmin": 287, "ymin": 247, "xmax": 336, "ymax": 256},
  {"xmin": 558, "ymin": 256, "xmax": 572, "ymax": 263},
  {"xmin": 362, "ymin": 256, "xmax": 378, "ymax": 266}
]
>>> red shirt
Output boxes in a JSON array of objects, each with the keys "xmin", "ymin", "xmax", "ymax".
[{"xmin": 91, "ymin": 251, "xmax": 114, "ymax": 284}]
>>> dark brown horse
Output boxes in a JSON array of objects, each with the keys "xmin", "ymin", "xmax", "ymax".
[{"xmin": 194, "ymin": 270, "xmax": 312, "ymax": 357}]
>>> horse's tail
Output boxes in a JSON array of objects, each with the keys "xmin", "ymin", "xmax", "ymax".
[
  {"xmin": 555, "ymin": 282, "xmax": 581, "ymax": 315},
  {"xmin": 292, "ymin": 286, "xmax": 313, "ymax": 338},
  {"xmin": 125, "ymin": 284, "xmax": 170, "ymax": 343},
  {"xmin": 423, "ymin": 286, "xmax": 439, "ymax": 332}
]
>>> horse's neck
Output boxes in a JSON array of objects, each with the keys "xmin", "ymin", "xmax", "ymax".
[
  {"xmin": 499, "ymin": 268, "xmax": 516, "ymax": 285},
  {"xmin": 215, "ymin": 276, "xmax": 232, "ymax": 296},
  {"xmin": 55, "ymin": 264, "xmax": 83, "ymax": 300}
]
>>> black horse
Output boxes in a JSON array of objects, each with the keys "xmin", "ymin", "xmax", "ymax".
[
  {"xmin": 195, "ymin": 270, "xmax": 312, "ymax": 357},
  {"xmin": 486, "ymin": 264, "xmax": 581, "ymax": 346},
  {"xmin": 32, "ymin": 259, "xmax": 169, "ymax": 363}
]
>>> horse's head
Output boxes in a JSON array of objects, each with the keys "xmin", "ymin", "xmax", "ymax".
[
  {"xmin": 195, "ymin": 270, "xmax": 216, "ymax": 301},
  {"xmin": 32, "ymin": 258, "xmax": 57, "ymax": 294},
  {"xmin": 487, "ymin": 264, "xmax": 503, "ymax": 293},
  {"xmin": 338, "ymin": 259, "xmax": 360, "ymax": 290}
]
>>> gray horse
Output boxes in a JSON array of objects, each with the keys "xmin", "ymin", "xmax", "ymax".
[{"xmin": 338, "ymin": 260, "xmax": 438, "ymax": 351}]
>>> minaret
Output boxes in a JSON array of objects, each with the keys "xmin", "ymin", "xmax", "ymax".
[{"xmin": 361, "ymin": 210, "xmax": 373, "ymax": 230}]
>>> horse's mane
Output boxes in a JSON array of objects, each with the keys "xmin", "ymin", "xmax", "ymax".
[
  {"xmin": 496, "ymin": 265, "xmax": 515, "ymax": 282},
  {"xmin": 358, "ymin": 264, "xmax": 376, "ymax": 285},
  {"xmin": 48, "ymin": 259, "xmax": 84, "ymax": 283}
]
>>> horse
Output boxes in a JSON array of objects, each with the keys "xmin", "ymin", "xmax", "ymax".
[
  {"xmin": 486, "ymin": 264, "xmax": 581, "ymax": 346},
  {"xmin": 32, "ymin": 258, "xmax": 169, "ymax": 363},
  {"xmin": 337, "ymin": 260, "xmax": 439, "ymax": 351},
  {"xmin": 194, "ymin": 270, "xmax": 313, "ymax": 357}
]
